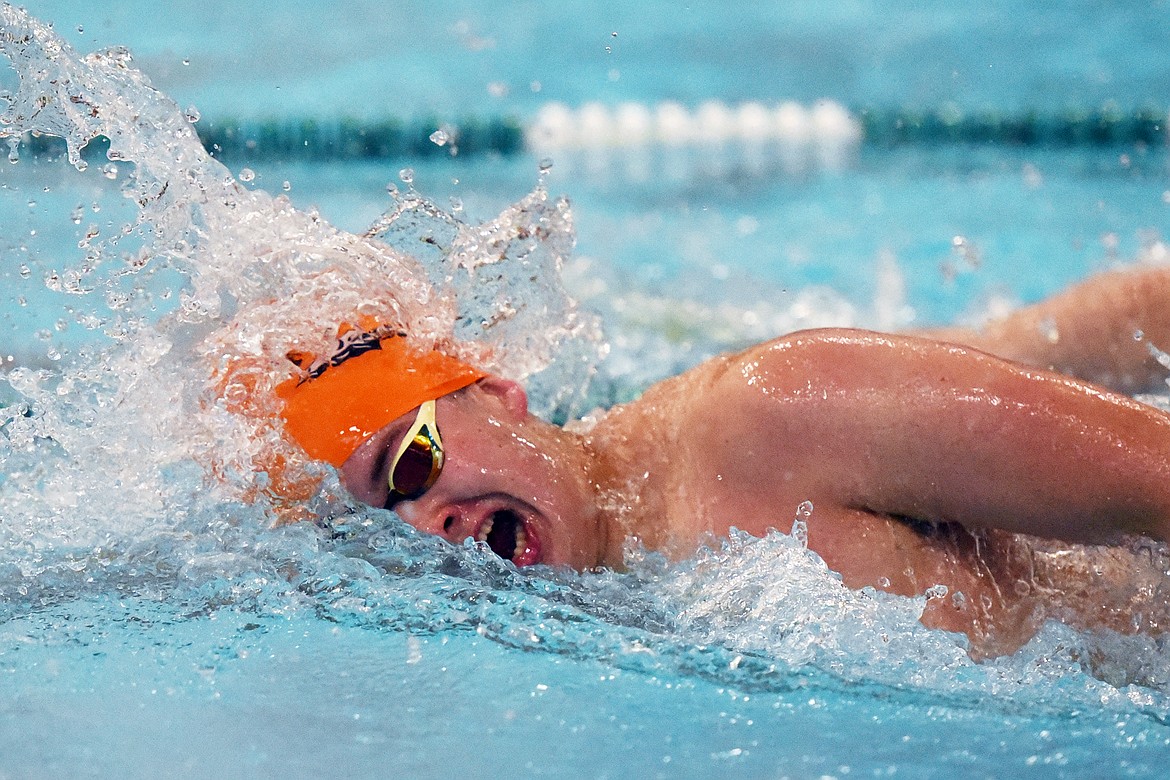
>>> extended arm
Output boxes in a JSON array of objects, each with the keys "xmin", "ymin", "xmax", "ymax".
[
  {"xmin": 922, "ymin": 265, "xmax": 1170, "ymax": 394},
  {"xmin": 712, "ymin": 329, "xmax": 1170, "ymax": 545}
]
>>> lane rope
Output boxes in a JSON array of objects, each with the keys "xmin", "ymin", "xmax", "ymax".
[{"xmin": 9, "ymin": 101, "xmax": 1167, "ymax": 162}]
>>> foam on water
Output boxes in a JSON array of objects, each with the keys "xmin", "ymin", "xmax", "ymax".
[{"xmin": 2, "ymin": 3, "xmax": 1170, "ymax": 741}]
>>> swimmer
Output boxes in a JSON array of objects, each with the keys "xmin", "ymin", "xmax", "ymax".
[{"xmin": 271, "ymin": 266, "xmax": 1170, "ymax": 656}]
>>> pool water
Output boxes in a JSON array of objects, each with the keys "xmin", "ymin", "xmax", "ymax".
[{"xmin": 4, "ymin": 2, "xmax": 1170, "ymax": 778}]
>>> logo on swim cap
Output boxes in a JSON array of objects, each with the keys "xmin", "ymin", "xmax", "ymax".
[
  {"xmin": 284, "ymin": 322, "xmax": 407, "ymax": 382},
  {"xmin": 276, "ymin": 322, "xmax": 485, "ymax": 467}
]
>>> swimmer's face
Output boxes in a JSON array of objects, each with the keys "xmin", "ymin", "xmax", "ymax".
[{"xmin": 340, "ymin": 378, "xmax": 607, "ymax": 569}]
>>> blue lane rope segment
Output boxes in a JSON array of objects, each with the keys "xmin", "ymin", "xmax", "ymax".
[{"xmin": 9, "ymin": 104, "xmax": 1167, "ymax": 162}]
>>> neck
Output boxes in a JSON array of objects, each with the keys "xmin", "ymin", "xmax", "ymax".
[{"xmin": 579, "ymin": 403, "xmax": 677, "ymax": 568}]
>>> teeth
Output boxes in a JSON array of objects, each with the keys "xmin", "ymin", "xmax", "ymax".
[
  {"xmin": 476, "ymin": 518, "xmax": 493, "ymax": 542},
  {"xmin": 514, "ymin": 525, "xmax": 527, "ymax": 559}
]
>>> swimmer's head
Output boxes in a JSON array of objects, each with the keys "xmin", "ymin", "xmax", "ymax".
[{"xmin": 276, "ymin": 321, "xmax": 610, "ymax": 569}]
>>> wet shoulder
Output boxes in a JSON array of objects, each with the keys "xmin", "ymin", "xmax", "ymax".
[{"xmin": 699, "ymin": 327, "xmax": 899, "ymax": 405}]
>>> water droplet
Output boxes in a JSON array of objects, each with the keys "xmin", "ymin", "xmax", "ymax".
[
  {"xmin": 398, "ymin": 168, "xmax": 414, "ymax": 185},
  {"xmin": 924, "ymin": 584, "xmax": 949, "ymax": 600},
  {"xmin": 790, "ymin": 501, "xmax": 813, "ymax": 547},
  {"xmin": 429, "ymin": 129, "xmax": 449, "ymax": 147},
  {"xmin": 238, "ymin": 167, "xmax": 255, "ymax": 183},
  {"xmin": 1040, "ymin": 316, "xmax": 1060, "ymax": 344}
]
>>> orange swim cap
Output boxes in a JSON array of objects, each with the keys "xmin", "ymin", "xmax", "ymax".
[{"xmin": 275, "ymin": 323, "xmax": 485, "ymax": 467}]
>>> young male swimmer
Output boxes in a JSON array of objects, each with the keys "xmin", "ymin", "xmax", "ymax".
[{"xmin": 271, "ymin": 266, "xmax": 1170, "ymax": 655}]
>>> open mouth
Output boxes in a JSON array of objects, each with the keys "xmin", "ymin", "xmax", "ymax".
[{"xmin": 474, "ymin": 509, "xmax": 540, "ymax": 566}]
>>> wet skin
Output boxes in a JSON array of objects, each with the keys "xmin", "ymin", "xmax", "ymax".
[{"xmin": 339, "ymin": 325, "xmax": 1170, "ymax": 656}]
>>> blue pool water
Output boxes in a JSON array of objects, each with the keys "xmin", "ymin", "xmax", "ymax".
[{"xmin": 4, "ymin": 2, "xmax": 1170, "ymax": 778}]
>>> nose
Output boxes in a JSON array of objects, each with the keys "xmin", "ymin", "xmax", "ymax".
[{"xmin": 396, "ymin": 500, "xmax": 463, "ymax": 541}]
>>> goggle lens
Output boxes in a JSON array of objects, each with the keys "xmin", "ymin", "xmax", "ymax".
[
  {"xmin": 391, "ymin": 432, "xmax": 441, "ymax": 497},
  {"xmin": 388, "ymin": 400, "xmax": 444, "ymax": 500}
]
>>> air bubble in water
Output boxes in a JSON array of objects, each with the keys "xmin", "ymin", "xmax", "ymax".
[
  {"xmin": 70, "ymin": 204, "xmax": 84, "ymax": 223},
  {"xmin": 429, "ymin": 129, "xmax": 449, "ymax": 147},
  {"xmin": 102, "ymin": 163, "xmax": 118, "ymax": 180},
  {"xmin": 538, "ymin": 158, "xmax": 554, "ymax": 175},
  {"xmin": 238, "ymin": 168, "xmax": 256, "ymax": 183},
  {"xmin": 282, "ymin": 181, "xmax": 291, "ymax": 192},
  {"xmin": 449, "ymin": 197, "xmax": 464, "ymax": 213},
  {"xmin": 8, "ymin": 139, "xmax": 20, "ymax": 164},
  {"xmin": 398, "ymin": 167, "xmax": 414, "ymax": 185},
  {"xmin": 18, "ymin": 264, "xmax": 31, "ymax": 278},
  {"xmin": 386, "ymin": 182, "xmax": 399, "ymax": 197},
  {"xmin": 185, "ymin": 106, "xmax": 201, "ymax": 124}
]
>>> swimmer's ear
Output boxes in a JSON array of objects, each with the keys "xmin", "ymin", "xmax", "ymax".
[{"xmin": 477, "ymin": 375, "xmax": 529, "ymax": 420}]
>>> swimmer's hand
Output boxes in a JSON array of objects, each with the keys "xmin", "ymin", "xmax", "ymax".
[{"xmin": 699, "ymin": 328, "xmax": 1170, "ymax": 546}]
